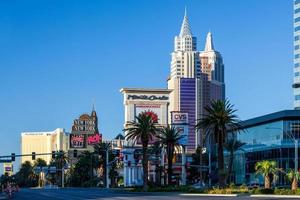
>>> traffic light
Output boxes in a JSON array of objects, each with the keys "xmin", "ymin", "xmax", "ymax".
[
  {"xmin": 73, "ymin": 149, "xmax": 78, "ymax": 158},
  {"xmin": 32, "ymin": 152, "xmax": 36, "ymax": 160},
  {"xmin": 11, "ymin": 153, "xmax": 15, "ymax": 161},
  {"xmin": 52, "ymin": 151, "xmax": 56, "ymax": 159}
]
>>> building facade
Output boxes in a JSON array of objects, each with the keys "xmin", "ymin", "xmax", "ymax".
[
  {"xmin": 295, "ymin": 0, "xmax": 300, "ymax": 109},
  {"xmin": 234, "ymin": 110, "xmax": 300, "ymax": 185},
  {"xmin": 120, "ymin": 88, "xmax": 172, "ymax": 186},
  {"xmin": 168, "ymin": 10, "xmax": 225, "ymax": 152},
  {"xmin": 21, "ymin": 128, "xmax": 69, "ymax": 164},
  {"xmin": 69, "ymin": 108, "xmax": 102, "ymax": 152}
]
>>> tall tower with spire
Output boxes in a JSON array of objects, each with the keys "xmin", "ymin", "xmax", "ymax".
[{"xmin": 168, "ymin": 9, "xmax": 225, "ymax": 152}]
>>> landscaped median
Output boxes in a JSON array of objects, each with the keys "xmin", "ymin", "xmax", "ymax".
[{"xmin": 125, "ymin": 185, "xmax": 300, "ymax": 198}]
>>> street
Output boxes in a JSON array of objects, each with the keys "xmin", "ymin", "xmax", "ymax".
[{"xmin": 1, "ymin": 188, "xmax": 300, "ymax": 200}]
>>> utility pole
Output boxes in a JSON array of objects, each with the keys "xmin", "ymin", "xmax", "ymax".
[{"xmin": 106, "ymin": 149, "xmax": 109, "ymax": 188}]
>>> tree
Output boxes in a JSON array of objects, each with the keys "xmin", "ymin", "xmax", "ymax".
[
  {"xmin": 49, "ymin": 151, "xmax": 68, "ymax": 186},
  {"xmin": 286, "ymin": 169, "xmax": 300, "ymax": 191},
  {"xmin": 33, "ymin": 158, "xmax": 47, "ymax": 168},
  {"xmin": 124, "ymin": 112, "xmax": 158, "ymax": 191},
  {"xmin": 147, "ymin": 141, "xmax": 162, "ymax": 185},
  {"xmin": 187, "ymin": 146, "xmax": 209, "ymax": 183},
  {"xmin": 68, "ymin": 151, "xmax": 98, "ymax": 187},
  {"xmin": 33, "ymin": 158, "xmax": 47, "ymax": 187},
  {"xmin": 195, "ymin": 100, "xmax": 242, "ymax": 187},
  {"xmin": 224, "ymin": 139, "xmax": 245, "ymax": 183},
  {"xmin": 255, "ymin": 160, "xmax": 279, "ymax": 189},
  {"xmin": 94, "ymin": 142, "xmax": 112, "ymax": 187},
  {"xmin": 15, "ymin": 161, "xmax": 38, "ymax": 187},
  {"xmin": 158, "ymin": 126, "xmax": 183, "ymax": 185}
]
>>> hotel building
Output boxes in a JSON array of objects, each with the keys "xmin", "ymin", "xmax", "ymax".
[
  {"xmin": 294, "ymin": 0, "xmax": 300, "ymax": 109},
  {"xmin": 21, "ymin": 128, "xmax": 69, "ymax": 164},
  {"xmin": 168, "ymin": 10, "xmax": 225, "ymax": 152}
]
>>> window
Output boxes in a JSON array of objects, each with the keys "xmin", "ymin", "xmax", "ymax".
[
  {"xmin": 296, "ymin": 0, "xmax": 300, "ymax": 5},
  {"xmin": 296, "ymin": 36, "xmax": 300, "ymax": 41},
  {"xmin": 295, "ymin": 95, "xmax": 300, "ymax": 101},
  {"xmin": 295, "ymin": 26, "xmax": 300, "ymax": 32},
  {"xmin": 296, "ymin": 17, "xmax": 300, "ymax": 23},
  {"xmin": 296, "ymin": 7, "xmax": 300, "ymax": 14},
  {"xmin": 295, "ymin": 63, "xmax": 300, "ymax": 68},
  {"xmin": 296, "ymin": 72, "xmax": 300, "ymax": 77},
  {"xmin": 296, "ymin": 45, "xmax": 300, "ymax": 50},
  {"xmin": 295, "ymin": 54, "xmax": 300, "ymax": 59}
]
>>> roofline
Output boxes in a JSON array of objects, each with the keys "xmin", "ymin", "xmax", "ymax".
[
  {"xmin": 241, "ymin": 110, "xmax": 300, "ymax": 129},
  {"xmin": 120, "ymin": 88, "xmax": 173, "ymax": 94}
]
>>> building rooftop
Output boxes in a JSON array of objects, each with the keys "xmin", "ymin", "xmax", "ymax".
[{"xmin": 241, "ymin": 110, "xmax": 300, "ymax": 128}]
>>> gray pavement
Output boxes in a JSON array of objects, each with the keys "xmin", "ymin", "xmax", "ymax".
[{"xmin": 1, "ymin": 188, "xmax": 300, "ymax": 200}]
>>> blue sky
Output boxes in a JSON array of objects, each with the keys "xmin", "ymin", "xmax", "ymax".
[{"xmin": 0, "ymin": 0, "xmax": 293, "ymax": 161}]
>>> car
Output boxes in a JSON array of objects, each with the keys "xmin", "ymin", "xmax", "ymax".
[{"xmin": 192, "ymin": 181, "xmax": 207, "ymax": 189}]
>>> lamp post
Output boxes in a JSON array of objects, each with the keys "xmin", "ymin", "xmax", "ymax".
[{"xmin": 266, "ymin": 127, "xmax": 298, "ymax": 173}]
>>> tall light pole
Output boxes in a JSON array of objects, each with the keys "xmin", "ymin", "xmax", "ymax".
[{"xmin": 266, "ymin": 127, "xmax": 298, "ymax": 173}]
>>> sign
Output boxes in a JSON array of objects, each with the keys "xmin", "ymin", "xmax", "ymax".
[
  {"xmin": 171, "ymin": 112, "xmax": 188, "ymax": 125},
  {"xmin": 135, "ymin": 104, "xmax": 161, "ymax": 123},
  {"xmin": 173, "ymin": 125, "xmax": 188, "ymax": 146},
  {"xmin": 70, "ymin": 134, "xmax": 86, "ymax": 148},
  {"xmin": 4, "ymin": 163, "xmax": 13, "ymax": 175},
  {"xmin": 87, "ymin": 133, "xmax": 102, "ymax": 145},
  {"xmin": 128, "ymin": 95, "xmax": 168, "ymax": 101}
]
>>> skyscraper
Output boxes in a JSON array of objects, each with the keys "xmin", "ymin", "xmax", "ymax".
[
  {"xmin": 294, "ymin": 0, "xmax": 300, "ymax": 109},
  {"xmin": 168, "ymin": 9, "xmax": 225, "ymax": 152}
]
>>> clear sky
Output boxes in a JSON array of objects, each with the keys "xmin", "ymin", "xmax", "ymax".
[{"xmin": 0, "ymin": 0, "xmax": 293, "ymax": 162}]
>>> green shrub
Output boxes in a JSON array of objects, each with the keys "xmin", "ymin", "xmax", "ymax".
[{"xmin": 251, "ymin": 188, "xmax": 274, "ymax": 194}]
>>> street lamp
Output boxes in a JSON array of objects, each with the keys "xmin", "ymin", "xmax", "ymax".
[{"xmin": 266, "ymin": 127, "xmax": 298, "ymax": 173}]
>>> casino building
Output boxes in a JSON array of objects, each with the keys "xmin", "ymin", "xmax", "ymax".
[
  {"xmin": 233, "ymin": 110, "xmax": 300, "ymax": 186},
  {"xmin": 120, "ymin": 9, "xmax": 226, "ymax": 185},
  {"xmin": 167, "ymin": 9, "xmax": 225, "ymax": 152},
  {"xmin": 69, "ymin": 107, "xmax": 102, "ymax": 159}
]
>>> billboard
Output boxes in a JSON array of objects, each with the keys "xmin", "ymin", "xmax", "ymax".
[
  {"xmin": 173, "ymin": 125, "xmax": 188, "ymax": 146},
  {"xmin": 70, "ymin": 134, "xmax": 87, "ymax": 148},
  {"xmin": 171, "ymin": 112, "xmax": 189, "ymax": 146},
  {"xmin": 135, "ymin": 104, "xmax": 161, "ymax": 123},
  {"xmin": 87, "ymin": 133, "xmax": 102, "ymax": 145}
]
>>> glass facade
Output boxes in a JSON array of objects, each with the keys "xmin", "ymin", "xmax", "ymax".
[
  {"xmin": 180, "ymin": 78, "xmax": 196, "ymax": 152},
  {"xmin": 234, "ymin": 110, "xmax": 300, "ymax": 185}
]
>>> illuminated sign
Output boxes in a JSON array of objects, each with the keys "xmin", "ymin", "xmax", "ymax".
[
  {"xmin": 87, "ymin": 133, "xmax": 102, "ymax": 145},
  {"xmin": 127, "ymin": 95, "xmax": 168, "ymax": 101},
  {"xmin": 173, "ymin": 125, "xmax": 188, "ymax": 146},
  {"xmin": 70, "ymin": 134, "xmax": 86, "ymax": 148},
  {"xmin": 171, "ymin": 112, "xmax": 189, "ymax": 125},
  {"xmin": 135, "ymin": 105, "xmax": 161, "ymax": 124}
]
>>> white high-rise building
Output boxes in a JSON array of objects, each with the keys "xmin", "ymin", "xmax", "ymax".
[
  {"xmin": 168, "ymin": 9, "xmax": 225, "ymax": 152},
  {"xmin": 170, "ymin": 9, "xmax": 200, "ymax": 79},
  {"xmin": 294, "ymin": 0, "xmax": 300, "ymax": 109}
]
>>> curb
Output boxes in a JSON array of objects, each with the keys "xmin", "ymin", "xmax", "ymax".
[
  {"xmin": 251, "ymin": 194, "xmax": 300, "ymax": 198},
  {"xmin": 180, "ymin": 193, "xmax": 239, "ymax": 197}
]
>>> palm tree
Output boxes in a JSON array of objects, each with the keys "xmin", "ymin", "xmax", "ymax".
[
  {"xmin": 195, "ymin": 100, "xmax": 242, "ymax": 187},
  {"xmin": 94, "ymin": 142, "xmax": 111, "ymax": 186},
  {"xmin": 255, "ymin": 160, "xmax": 279, "ymax": 189},
  {"xmin": 158, "ymin": 126, "xmax": 183, "ymax": 185},
  {"xmin": 286, "ymin": 169, "xmax": 300, "ymax": 191},
  {"xmin": 50, "ymin": 151, "xmax": 68, "ymax": 186},
  {"xmin": 33, "ymin": 158, "xmax": 47, "ymax": 187},
  {"xmin": 224, "ymin": 139, "xmax": 245, "ymax": 183},
  {"xmin": 124, "ymin": 112, "xmax": 158, "ymax": 191}
]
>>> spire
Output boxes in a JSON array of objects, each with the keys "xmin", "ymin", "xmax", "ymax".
[
  {"xmin": 204, "ymin": 31, "xmax": 215, "ymax": 51},
  {"xmin": 179, "ymin": 7, "xmax": 192, "ymax": 37}
]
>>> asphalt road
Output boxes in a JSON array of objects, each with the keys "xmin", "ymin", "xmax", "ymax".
[{"xmin": 1, "ymin": 188, "xmax": 300, "ymax": 200}]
